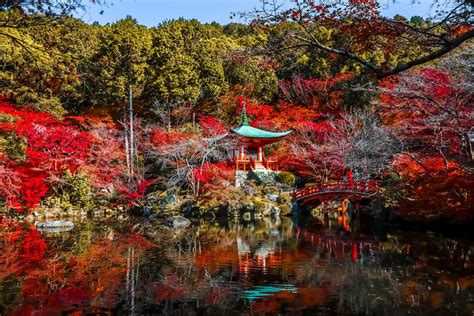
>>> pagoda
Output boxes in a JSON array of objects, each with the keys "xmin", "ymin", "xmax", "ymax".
[{"xmin": 231, "ymin": 102, "xmax": 291, "ymax": 172}]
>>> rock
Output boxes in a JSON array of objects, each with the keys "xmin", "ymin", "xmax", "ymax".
[
  {"xmin": 143, "ymin": 206, "xmax": 151, "ymax": 217},
  {"xmin": 172, "ymin": 216, "xmax": 191, "ymax": 229},
  {"xmin": 235, "ymin": 171, "xmax": 249, "ymax": 188},
  {"xmin": 181, "ymin": 199, "xmax": 197, "ymax": 214},
  {"xmin": 266, "ymin": 194, "xmax": 278, "ymax": 202},
  {"xmin": 162, "ymin": 193, "xmax": 179, "ymax": 210},
  {"xmin": 91, "ymin": 210, "xmax": 105, "ymax": 218},
  {"xmin": 147, "ymin": 196, "xmax": 157, "ymax": 204},
  {"xmin": 254, "ymin": 213, "xmax": 264, "ymax": 220},
  {"xmin": 278, "ymin": 193, "xmax": 292, "ymax": 203},
  {"xmin": 36, "ymin": 220, "xmax": 74, "ymax": 228},
  {"xmin": 242, "ymin": 184, "xmax": 255, "ymax": 196},
  {"xmin": 36, "ymin": 220, "xmax": 74, "ymax": 232},
  {"xmin": 203, "ymin": 211, "xmax": 216, "ymax": 221}
]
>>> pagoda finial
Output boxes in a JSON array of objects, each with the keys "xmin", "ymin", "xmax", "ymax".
[{"xmin": 240, "ymin": 100, "xmax": 250, "ymax": 126}]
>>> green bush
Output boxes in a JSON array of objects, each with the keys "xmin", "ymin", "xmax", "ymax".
[
  {"xmin": 46, "ymin": 170, "xmax": 95, "ymax": 212},
  {"xmin": 277, "ymin": 171, "xmax": 296, "ymax": 186},
  {"xmin": 262, "ymin": 185, "xmax": 279, "ymax": 195},
  {"xmin": 0, "ymin": 132, "xmax": 27, "ymax": 162}
]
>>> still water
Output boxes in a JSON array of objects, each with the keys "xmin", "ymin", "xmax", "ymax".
[{"xmin": 0, "ymin": 213, "xmax": 473, "ymax": 315}]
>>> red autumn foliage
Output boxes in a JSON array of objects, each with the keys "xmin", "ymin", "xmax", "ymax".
[
  {"xmin": 279, "ymin": 73, "xmax": 353, "ymax": 113},
  {"xmin": 0, "ymin": 215, "xmax": 157, "ymax": 314},
  {"xmin": 379, "ymin": 66, "xmax": 473, "ymax": 221},
  {"xmin": 10, "ymin": 168, "xmax": 49, "ymax": 210},
  {"xmin": 150, "ymin": 128, "xmax": 196, "ymax": 147},
  {"xmin": 0, "ymin": 101, "xmax": 154, "ymax": 211},
  {"xmin": 0, "ymin": 101, "xmax": 92, "ymax": 210},
  {"xmin": 380, "ymin": 68, "xmax": 471, "ymax": 152},
  {"xmin": 236, "ymin": 96, "xmax": 322, "ymax": 130},
  {"xmin": 199, "ymin": 115, "xmax": 227, "ymax": 137},
  {"xmin": 450, "ymin": 24, "xmax": 473, "ymax": 37},
  {"xmin": 21, "ymin": 229, "xmax": 48, "ymax": 262},
  {"xmin": 193, "ymin": 162, "xmax": 233, "ymax": 185}
]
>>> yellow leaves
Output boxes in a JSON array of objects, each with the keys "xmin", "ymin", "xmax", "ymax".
[{"xmin": 296, "ymin": 54, "xmax": 310, "ymax": 66}]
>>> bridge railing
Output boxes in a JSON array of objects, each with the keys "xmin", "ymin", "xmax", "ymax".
[{"xmin": 292, "ymin": 179, "xmax": 381, "ymax": 200}]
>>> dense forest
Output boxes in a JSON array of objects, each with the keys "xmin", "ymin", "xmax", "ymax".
[{"xmin": 0, "ymin": 0, "xmax": 473, "ymax": 223}]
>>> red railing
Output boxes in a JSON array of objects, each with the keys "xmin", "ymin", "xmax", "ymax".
[
  {"xmin": 234, "ymin": 158, "xmax": 251, "ymax": 171},
  {"xmin": 262, "ymin": 157, "xmax": 278, "ymax": 171},
  {"xmin": 292, "ymin": 179, "xmax": 381, "ymax": 201}
]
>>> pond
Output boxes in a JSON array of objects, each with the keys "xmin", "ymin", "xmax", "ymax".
[{"xmin": 0, "ymin": 212, "xmax": 473, "ymax": 315}]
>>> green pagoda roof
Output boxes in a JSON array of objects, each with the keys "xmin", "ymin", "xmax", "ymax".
[
  {"xmin": 231, "ymin": 101, "xmax": 291, "ymax": 139},
  {"xmin": 231, "ymin": 125, "xmax": 291, "ymax": 138}
]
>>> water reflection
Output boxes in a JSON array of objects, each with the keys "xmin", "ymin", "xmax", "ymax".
[{"xmin": 0, "ymin": 214, "xmax": 473, "ymax": 315}]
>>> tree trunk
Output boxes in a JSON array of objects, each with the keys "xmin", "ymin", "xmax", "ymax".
[
  {"xmin": 129, "ymin": 84, "xmax": 135, "ymax": 177},
  {"xmin": 124, "ymin": 107, "xmax": 131, "ymax": 179}
]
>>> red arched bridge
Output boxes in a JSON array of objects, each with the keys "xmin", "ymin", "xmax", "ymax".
[{"xmin": 292, "ymin": 180, "xmax": 381, "ymax": 204}]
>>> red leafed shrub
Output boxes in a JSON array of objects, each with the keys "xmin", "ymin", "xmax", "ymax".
[
  {"xmin": 18, "ymin": 123, "xmax": 91, "ymax": 173},
  {"xmin": 199, "ymin": 115, "xmax": 227, "ymax": 137},
  {"xmin": 150, "ymin": 128, "xmax": 195, "ymax": 147},
  {"xmin": 380, "ymin": 67, "xmax": 471, "ymax": 143},
  {"xmin": 9, "ymin": 168, "xmax": 49, "ymax": 210},
  {"xmin": 194, "ymin": 162, "xmax": 233, "ymax": 185},
  {"xmin": 392, "ymin": 155, "xmax": 461, "ymax": 180},
  {"xmin": 271, "ymin": 102, "xmax": 323, "ymax": 129},
  {"xmin": 121, "ymin": 179, "xmax": 158, "ymax": 205}
]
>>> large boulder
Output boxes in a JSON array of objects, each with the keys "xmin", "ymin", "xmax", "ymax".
[{"xmin": 36, "ymin": 220, "xmax": 74, "ymax": 232}]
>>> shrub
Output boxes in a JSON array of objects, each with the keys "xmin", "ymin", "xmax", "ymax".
[
  {"xmin": 46, "ymin": 170, "xmax": 95, "ymax": 212},
  {"xmin": 262, "ymin": 185, "xmax": 279, "ymax": 195},
  {"xmin": 0, "ymin": 132, "xmax": 27, "ymax": 162},
  {"xmin": 252, "ymin": 196, "xmax": 269, "ymax": 213},
  {"xmin": 279, "ymin": 203, "xmax": 291, "ymax": 216},
  {"xmin": 277, "ymin": 171, "xmax": 296, "ymax": 186},
  {"xmin": 278, "ymin": 193, "xmax": 292, "ymax": 204}
]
